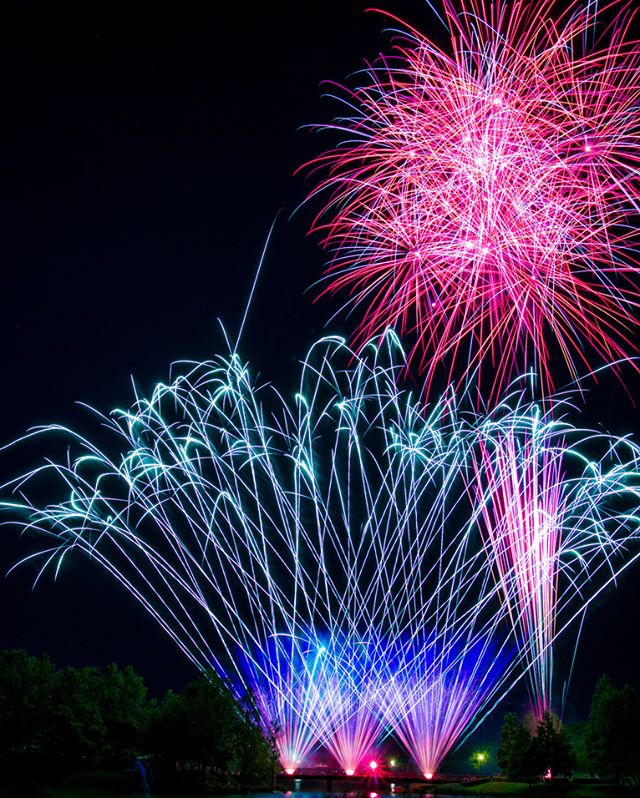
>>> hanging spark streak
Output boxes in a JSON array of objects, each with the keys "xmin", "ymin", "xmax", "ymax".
[
  {"xmin": 302, "ymin": 0, "xmax": 640, "ymax": 399},
  {"xmin": 474, "ymin": 430, "xmax": 564, "ymax": 720},
  {"xmin": 470, "ymin": 404, "xmax": 640, "ymax": 720},
  {"xmin": 3, "ymin": 334, "xmax": 640, "ymax": 773}
]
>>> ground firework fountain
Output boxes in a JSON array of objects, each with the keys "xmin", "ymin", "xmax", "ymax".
[{"xmin": 4, "ymin": 334, "xmax": 640, "ymax": 773}]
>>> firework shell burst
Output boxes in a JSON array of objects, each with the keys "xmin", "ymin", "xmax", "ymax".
[
  {"xmin": 3, "ymin": 332, "xmax": 640, "ymax": 774},
  {"xmin": 303, "ymin": 0, "xmax": 640, "ymax": 399}
]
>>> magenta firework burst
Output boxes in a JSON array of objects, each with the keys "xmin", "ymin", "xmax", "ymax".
[{"xmin": 303, "ymin": 0, "xmax": 640, "ymax": 398}]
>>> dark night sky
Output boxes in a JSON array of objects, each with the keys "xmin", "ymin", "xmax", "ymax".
[{"xmin": 1, "ymin": 0, "xmax": 639, "ymax": 721}]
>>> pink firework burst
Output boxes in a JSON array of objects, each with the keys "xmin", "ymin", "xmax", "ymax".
[{"xmin": 303, "ymin": 0, "xmax": 640, "ymax": 399}]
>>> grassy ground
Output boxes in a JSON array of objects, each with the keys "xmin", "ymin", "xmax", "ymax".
[{"xmin": 430, "ymin": 781, "xmax": 629, "ymax": 797}]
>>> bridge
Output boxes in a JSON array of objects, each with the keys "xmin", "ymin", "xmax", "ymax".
[{"xmin": 276, "ymin": 768, "xmax": 472, "ymax": 792}]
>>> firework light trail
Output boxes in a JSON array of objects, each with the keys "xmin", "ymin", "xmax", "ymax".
[
  {"xmin": 303, "ymin": 0, "xmax": 640, "ymax": 400},
  {"xmin": 3, "ymin": 333, "xmax": 640, "ymax": 773},
  {"xmin": 381, "ymin": 634, "xmax": 509, "ymax": 778},
  {"xmin": 470, "ymin": 403, "xmax": 640, "ymax": 720}
]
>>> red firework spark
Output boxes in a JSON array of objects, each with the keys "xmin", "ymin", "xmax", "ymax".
[{"xmin": 302, "ymin": 0, "xmax": 640, "ymax": 399}]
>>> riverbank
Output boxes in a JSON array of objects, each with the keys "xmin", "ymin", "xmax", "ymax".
[
  {"xmin": 1, "ymin": 781, "xmax": 635, "ymax": 798},
  {"xmin": 429, "ymin": 781, "xmax": 632, "ymax": 797}
]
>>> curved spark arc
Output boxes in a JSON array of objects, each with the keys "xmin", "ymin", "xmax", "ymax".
[
  {"xmin": 302, "ymin": 0, "xmax": 640, "ymax": 400},
  {"xmin": 2, "ymin": 336, "xmax": 640, "ymax": 774}
]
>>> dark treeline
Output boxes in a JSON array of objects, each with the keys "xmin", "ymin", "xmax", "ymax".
[
  {"xmin": 498, "ymin": 676, "xmax": 640, "ymax": 785},
  {"xmin": 5, "ymin": 648, "xmax": 640, "ymax": 792},
  {"xmin": 497, "ymin": 712, "xmax": 576, "ymax": 781},
  {"xmin": 0, "ymin": 650, "xmax": 277, "ymax": 792}
]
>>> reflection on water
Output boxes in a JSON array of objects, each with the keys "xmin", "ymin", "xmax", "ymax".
[{"xmin": 218, "ymin": 793, "xmax": 443, "ymax": 798}]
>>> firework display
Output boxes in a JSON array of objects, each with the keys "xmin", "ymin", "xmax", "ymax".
[
  {"xmin": 4, "ymin": 334, "xmax": 640, "ymax": 774},
  {"xmin": 4, "ymin": 0, "xmax": 640, "ymax": 782},
  {"xmin": 303, "ymin": 0, "xmax": 640, "ymax": 399}
]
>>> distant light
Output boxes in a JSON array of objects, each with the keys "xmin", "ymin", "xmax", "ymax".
[
  {"xmin": 345, "ymin": 769, "xmax": 355, "ymax": 776},
  {"xmin": 370, "ymin": 793, "xmax": 378, "ymax": 798},
  {"xmin": 285, "ymin": 768, "xmax": 295, "ymax": 775},
  {"xmin": 472, "ymin": 750, "xmax": 489, "ymax": 768},
  {"xmin": 424, "ymin": 772, "xmax": 434, "ymax": 780},
  {"xmin": 369, "ymin": 760, "xmax": 378, "ymax": 771},
  {"xmin": 390, "ymin": 759, "xmax": 397, "ymax": 767}
]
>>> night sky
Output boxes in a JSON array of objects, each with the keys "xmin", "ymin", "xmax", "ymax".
[{"xmin": 1, "ymin": 0, "xmax": 639, "ymax": 722}]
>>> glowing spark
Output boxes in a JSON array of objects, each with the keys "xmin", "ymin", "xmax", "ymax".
[
  {"xmin": 2, "ymin": 334, "xmax": 640, "ymax": 772},
  {"xmin": 470, "ymin": 402, "xmax": 640, "ymax": 719},
  {"xmin": 303, "ymin": 0, "xmax": 640, "ymax": 399}
]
